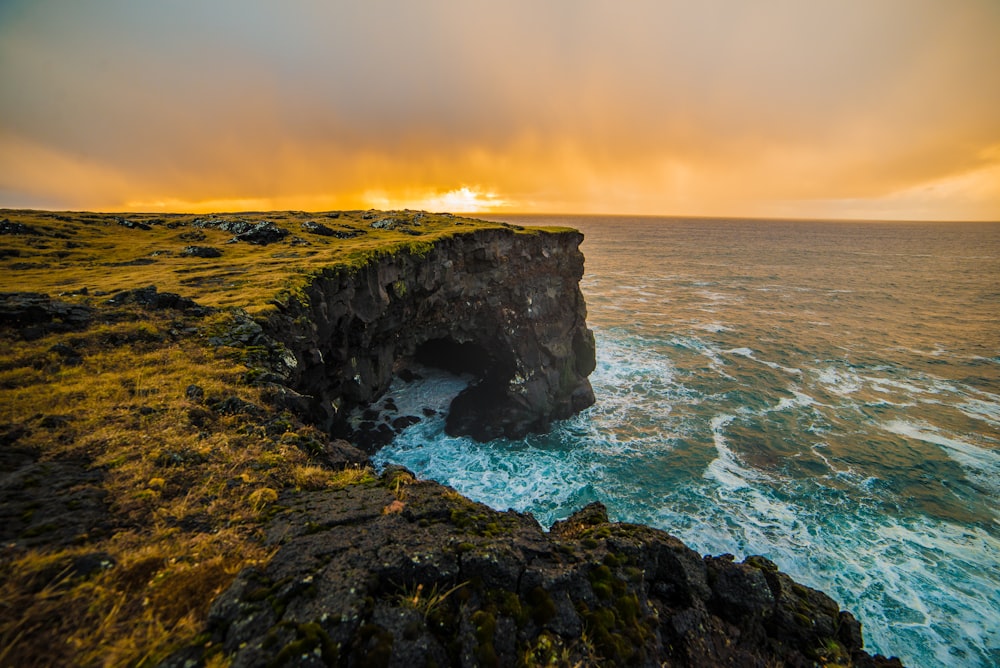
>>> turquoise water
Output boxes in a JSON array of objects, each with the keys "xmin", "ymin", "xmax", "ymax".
[{"xmin": 374, "ymin": 216, "xmax": 1000, "ymax": 667}]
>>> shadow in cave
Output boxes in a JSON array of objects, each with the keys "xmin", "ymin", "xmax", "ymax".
[{"xmin": 349, "ymin": 337, "xmax": 510, "ymax": 451}]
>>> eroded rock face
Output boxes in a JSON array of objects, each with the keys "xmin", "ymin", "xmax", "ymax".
[
  {"xmin": 265, "ymin": 227, "xmax": 596, "ymax": 443},
  {"xmin": 163, "ymin": 470, "xmax": 902, "ymax": 668}
]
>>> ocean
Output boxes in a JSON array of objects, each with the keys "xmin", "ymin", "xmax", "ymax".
[{"xmin": 373, "ymin": 215, "xmax": 1000, "ymax": 667}]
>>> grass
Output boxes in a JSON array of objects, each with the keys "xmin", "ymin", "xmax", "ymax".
[
  {"xmin": 0, "ymin": 209, "xmax": 572, "ymax": 317},
  {"xmin": 0, "ymin": 207, "xmax": 560, "ymax": 666}
]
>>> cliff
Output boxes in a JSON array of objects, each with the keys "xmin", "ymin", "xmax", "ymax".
[
  {"xmin": 166, "ymin": 470, "xmax": 901, "ymax": 668},
  {"xmin": 0, "ymin": 209, "xmax": 901, "ymax": 666},
  {"xmin": 261, "ymin": 226, "xmax": 596, "ymax": 443}
]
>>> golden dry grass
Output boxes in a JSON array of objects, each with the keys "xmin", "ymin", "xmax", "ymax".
[{"xmin": 0, "ymin": 208, "xmax": 532, "ymax": 666}]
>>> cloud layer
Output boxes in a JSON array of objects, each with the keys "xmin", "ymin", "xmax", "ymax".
[{"xmin": 2, "ymin": 0, "xmax": 999, "ymax": 219}]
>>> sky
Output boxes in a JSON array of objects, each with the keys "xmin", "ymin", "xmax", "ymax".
[{"xmin": 2, "ymin": 0, "xmax": 999, "ymax": 221}]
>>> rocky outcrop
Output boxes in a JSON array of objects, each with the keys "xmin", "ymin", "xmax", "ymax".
[
  {"xmin": 165, "ymin": 470, "xmax": 901, "ymax": 668},
  {"xmin": 0, "ymin": 292, "xmax": 93, "ymax": 339},
  {"xmin": 263, "ymin": 226, "xmax": 596, "ymax": 443}
]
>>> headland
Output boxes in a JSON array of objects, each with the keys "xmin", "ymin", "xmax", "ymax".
[{"xmin": 0, "ymin": 209, "xmax": 901, "ymax": 666}]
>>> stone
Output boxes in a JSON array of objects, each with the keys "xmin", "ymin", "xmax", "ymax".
[
  {"xmin": 230, "ymin": 221, "xmax": 289, "ymax": 245},
  {"xmin": 116, "ymin": 218, "xmax": 151, "ymax": 231},
  {"xmin": 181, "ymin": 245, "xmax": 222, "ymax": 258},
  {"xmin": 0, "ymin": 292, "xmax": 92, "ymax": 338},
  {"xmin": 105, "ymin": 285, "xmax": 206, "ymax": 313},
  {"xmin": 300, "ymin": 221, "xmax": 336, "ymax": 236},
  {"xmin": 0, "ymin": 219, "xmax": 43, "ymax": 236},
  {"xmin": 163, "ymin": 471, "xmax": 902, "ymax": 667},
  {"xmin": 391, "ymin": 415, "xmax": 421, "ymax": 431}
]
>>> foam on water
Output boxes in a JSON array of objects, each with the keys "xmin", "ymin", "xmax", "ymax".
[{"xmin": 882, "ymin": 419, "xmax": 1000, "ymax": 498}]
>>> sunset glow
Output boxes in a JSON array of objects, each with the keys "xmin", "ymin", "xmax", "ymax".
[
  {"xmin": 2, "ymin": 1, "xmax": 999, "ymax": 220},
  {"xmin": 365, "ymin": 187, "xmax": 510, "ymax": 214}
]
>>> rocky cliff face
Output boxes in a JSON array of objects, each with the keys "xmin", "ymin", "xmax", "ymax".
[
  {"xmin": 165, "ymin": 470, "xmax": 901, "ymax": 668},
  {"xmin": 263, "ymin": 226, "xmax": 596, "ymax": 443}
]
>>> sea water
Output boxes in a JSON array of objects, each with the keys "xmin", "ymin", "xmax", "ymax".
[{"xmin": 373, "ymin": 216, "xmax": 1000, "ymax": 667}]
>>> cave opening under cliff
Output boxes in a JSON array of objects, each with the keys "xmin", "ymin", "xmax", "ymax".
[{"xmin": 412, "ymin": 338, "xmax": 493, "ymax": 377}]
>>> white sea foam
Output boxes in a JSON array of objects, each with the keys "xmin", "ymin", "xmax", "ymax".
[
  {"xmin": 726, "ymin": 346, "xmax": 803, "ymax": 375},
  {"xmin": 649, "ymin": 476, "xmax": 1000, "ymax": 667},
  {"xmin": 958, "ymin": 397, "xmax": 1000, "ymax": 429},
  {"xmin": 816, "ymin": 366, "xmax": 863, "ymax": 395},
  {"xmin": 882, "ymin": 419, "xmax": 1000, "ymax": 498},
  {"xmin": 693, "ymin": 322, "xmax": 730, "ymax": 333},
  {"xmin": 703, "ymin": 414, "xmax": 769, "ymax": 489}
]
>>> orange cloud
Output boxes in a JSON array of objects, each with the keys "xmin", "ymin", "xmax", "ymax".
[{"xmin": 1, "ymin": 2, "xmax": 998, "ymax": 220}]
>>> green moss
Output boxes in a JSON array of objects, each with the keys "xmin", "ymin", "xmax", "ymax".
[
  {"xmin": 356, "ymin": 623, "xmax": 393, "ymax": 668},
  {"xmin": 520, "ymin": 631, "xmax": 568, "ymax": 667},
  {"xmin": 526, "ymin": 586, "xmax": 556, "ymax": 626},
  {"xmin": 471, "ymin": 610, "xmax": 498, "ymax": 667},
  {"xmin": 490, "ymin": 589, "xmax": 528, "ymax": 628},
  {"xmin": 588, "ymin": 564, "xmax": 626, "ymax": 600},
  {"xmin": 268, "ymin": 621, "xmax": 338, "ymax": 668}
]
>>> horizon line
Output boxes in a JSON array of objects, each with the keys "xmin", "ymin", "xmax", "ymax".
[{"xmin": 2, "ymin": 205, "xmax": 998, "ymax": 225}]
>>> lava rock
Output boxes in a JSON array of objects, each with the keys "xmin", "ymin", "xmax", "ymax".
[
  {"xmin": 0, "ymin": 219, "xmax": 43, "ymax": 236},
  {"xmin": 0, "ymin": 292, "xmax": 93, "ymax": 338},
  {"xmin": 300, "ymin": 221, "xmax": 336, "ymax": 236},
  {"xmin": 391, "ymin": 415, "xmax": 421, "ymax": 431},
  {"xmin": 106, "ymin": 285, "xmax": 206, "ymax": 312},
  {"xmin": 164, "ymin": 478, "xmax": 903, "ymax": 668},
  {"xmin": 230, "ymin": 221, "xmax": 289, "ymax": 245},
  {"xmin": 181, "ymin": 245, "xmax": 222, "ymax": 258},
  {"xmin": 116, "ymin": 218, "xmax": 151, "ymax": 231},
  {"xmin": 259, "ymin": 227, "xmax": 596, "ymax": 441}
]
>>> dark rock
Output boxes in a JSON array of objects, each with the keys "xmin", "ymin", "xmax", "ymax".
[
  {"xmin": 231, "ymin": 221, "xmax": 289, "ymax": 245},
  {"xmin": 0, "ymin": 448, "xmax": 111, "ymax": 549},
  {"xmin": 0, "ymin": 219, "xmax": 42, "ymax": 236},
  {"xmin": 69, "ymin": 551, "xmax": 116, "ymax": 578},
  {"xmin": 104, "ymin": 257, "xmax": 158, "ymax": 267},
  {"xmin": 319, "ymin": 439, "xmax": 368, "ymax": 469},
  {"xmin": 391, "ymin": 415, "xmax": 421, "ymax": 432},
  {"xmin": 0, "ymin": 292, "xmax": 93, "ymax": 338},
  {"xmin": 116, "ymin": 217, "xmax": 151, "ymax": 231},
  {"xmin": 300, "ymin": 220, "xmax": 365, "ymax": 239},
  {"xmin": 181, "ymin": 245, "xmax": 222, "ymax": 258},
  {"xmin": 106, "ymin": 285, "xmax": 206, "ymax": 312},
  {"xmin": 49, "ymin": 342, "xmax": 83, "ymax": 366},
  {"xmin": 178, "ymin": 230, "xmax": 207, "ymax": 242},
  {"xmin": 353, "ymin": 421, "xmax": 396, "ymax": 452},
  {"xmin": 166, "ymin": 473, "xmax": 901, "ymax": 667},
  {"xmin": 300, "ymin": 221, "xmax": 336, "ymax": 236},
  {"xmin": 185, "ymin": 384, "xmax": 205, "ymax": 402},
  {"xmin": 262, "ymin": 227, "xmax": 596, "ymax": 441},
  {"xmin": 209, "ymin": 396, "xmax": 263, "ymax": 417}
]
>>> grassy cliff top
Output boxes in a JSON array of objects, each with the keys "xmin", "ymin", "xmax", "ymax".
[
  {"xmin": 0, "ymin": 208, "xmax": 572, "ymax": 316},
  {"xmin": 0, "ymin": 208, "xmax": 576, "ymax": 666}
]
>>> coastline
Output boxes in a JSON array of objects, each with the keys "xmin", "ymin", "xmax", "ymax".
[{"xmin": 0, "ymin": 209, "xmax": 902, "ymax": 666}]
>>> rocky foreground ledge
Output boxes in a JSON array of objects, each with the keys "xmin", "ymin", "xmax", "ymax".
[
  {"xmin": 166, "ymin": 470, "xmax": 902, "ymax": 668},
  {"xmin": 0, "ymin": 210, "xmax": 902, "ymax": 666}
]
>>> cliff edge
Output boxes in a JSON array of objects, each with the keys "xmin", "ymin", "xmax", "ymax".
[{"xmin": 262, "ymin": 226, "xmax": 596, "ymax": 443}]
